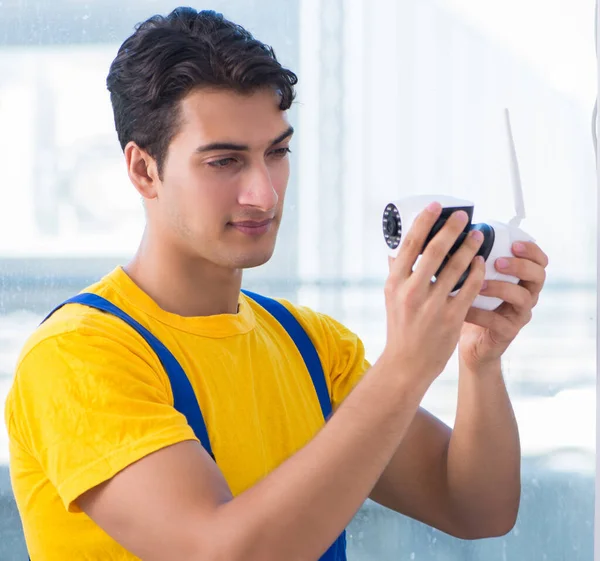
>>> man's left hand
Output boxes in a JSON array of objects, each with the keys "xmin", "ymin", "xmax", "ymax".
[{"xmin": 459, "ymin": 241, "xmax": 549, "ymax": 371}]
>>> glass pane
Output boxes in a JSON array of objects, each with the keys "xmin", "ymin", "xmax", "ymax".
[
  {"xmin": 0, "ymin": 1, "xmax": 595, "ymax": 560},
  {"xmin": 326, "ymin": 0, "xmax": 596, "ymax": 559}
]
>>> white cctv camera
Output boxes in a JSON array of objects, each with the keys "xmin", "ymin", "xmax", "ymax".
[{"xmin": 382, "ymin": 109, "xmax": 535, "ymax": 311}]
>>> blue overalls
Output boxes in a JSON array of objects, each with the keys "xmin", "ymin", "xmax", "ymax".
[{"xmin": 34, "ymin": 290, "xmax": 347, "ymax": 561}]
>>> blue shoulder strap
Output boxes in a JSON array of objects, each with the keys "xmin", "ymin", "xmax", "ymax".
[
  {"xmin": 241, "ymin": 289, "xmax": 333, "ymax": 420},
  {"xmin": 40, "ymin": 293, "xmax": 215, "ymax": 460}
]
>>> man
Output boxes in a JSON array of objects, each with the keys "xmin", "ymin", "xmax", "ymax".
[{"xmin": 4, "ymin": 7, "xmax": 548, "ymax": 561}]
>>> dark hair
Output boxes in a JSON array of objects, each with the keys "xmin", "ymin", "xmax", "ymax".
[{"xmin": 106, "ymin": 7, "xmax": 298, "ymax": 178}]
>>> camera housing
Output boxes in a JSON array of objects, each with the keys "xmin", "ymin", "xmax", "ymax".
[
  {"xmin": 382, "ymin": 194, "xmax": 533, "ymax": 310},
  {"xmin": 381, "ymin": 109, "xmax": 535, "ymax": 311},
  {"xmin": 383, "ymin": 195, "xmax": 497, "ymax": 294},
  {"xmin": 384, "ymin": 194, "xmax": 475, "ymax": 258}
]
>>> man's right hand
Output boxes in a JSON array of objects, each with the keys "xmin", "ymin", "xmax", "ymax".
[{"xmin": 382, "ymin": 201, "xmax": 486, "ymax": 388}]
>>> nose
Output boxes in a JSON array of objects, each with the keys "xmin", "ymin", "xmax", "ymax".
[{"xmin": 237, "ymin": 162, "xmax": 278, "ymax": 211}]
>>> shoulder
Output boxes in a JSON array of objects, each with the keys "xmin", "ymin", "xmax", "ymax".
[
  {"xmin": 5, "ymin": 278, "xmax": 167, "ymax": 439},
  {"xmin": 242, "ymin": 290, "xmax": 350, "ymax": 345},
  {"xmin": 242, "ymin": 290, "xmax": 369, "ymax": 373},
  {"xmin": 17, "ymin": 268, "xmax": 156, "ymax": 370},
  {"xmin": 273, "ymin": 296, "xmax": 371, "ymax": 408},
  {"xmin": 277, "ymin": 297, "xmax": 363, "ymax": 352}
]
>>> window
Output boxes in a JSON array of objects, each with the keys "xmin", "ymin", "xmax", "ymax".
[{"xmin": 0, "ymin": 1, "xmax": 595, "ymax": 559}]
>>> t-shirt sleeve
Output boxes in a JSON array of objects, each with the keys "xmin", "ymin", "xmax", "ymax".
[
  {"xmin": 7, "ymin": 325, "xmax": 198, "ymax": 513},
  {"xmin": 314, "ymin": 312, "xmax": 372, "ymax": 410},
  {"xmin": 281, "ymin": 301, "xmax": 372, "ymax": 410}
]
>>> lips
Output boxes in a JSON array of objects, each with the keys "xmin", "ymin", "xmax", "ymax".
[
  {"xmin": 231, "ymin": 219, "xmax": 273, "ymax": 228},
  {"xmin": 229, "ymin": 218, "xmax": 274, "ymax": 236}
]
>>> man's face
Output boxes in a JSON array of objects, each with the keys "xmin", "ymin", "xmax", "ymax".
[{"xmin": 148, "ymin": 87, "xmax": 292, "ymax": 270}]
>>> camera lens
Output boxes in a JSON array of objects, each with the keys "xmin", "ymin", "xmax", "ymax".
[
  {"xmin": 386, "ymin": 216, "xmax": 398, "ymax": 236},
  {"xmin": 382, "ymin": 203, "xmax": 401, "ymax": 250}
]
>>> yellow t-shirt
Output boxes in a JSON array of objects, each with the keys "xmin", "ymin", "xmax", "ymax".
[{"xmin": 4, "ymin": 266, "xmax": 370, "ymax": 560}]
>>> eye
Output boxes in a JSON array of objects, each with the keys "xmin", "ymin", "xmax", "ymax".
[
  {"xmin": 207, "ymin": 157, "xmax": 238, "ymax": 169},
  {"xmin": 270, "ymin": 147, "xmax": 292, "ymax": 159}
]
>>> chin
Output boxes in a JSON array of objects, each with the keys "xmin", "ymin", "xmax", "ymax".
[
  {"xmin": 209, "ymin": 227, "xmax": 280, "ymax": 269},
  {"xmin": 211, "ymin": 244, "xmax": 276, "ymax": 270},
  {"xmin": 235, "ymin": 249, "xmax": 275, "ymax": 269}
]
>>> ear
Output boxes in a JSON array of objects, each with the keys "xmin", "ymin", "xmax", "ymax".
[{"xmin": 124, "ymin": 142, "xmax": 161, "ymax": 200}]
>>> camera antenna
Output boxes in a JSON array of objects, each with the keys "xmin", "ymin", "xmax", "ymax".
[{"xmin": 505, "ymin": 108, "xmax": 526, "ymax": 228}]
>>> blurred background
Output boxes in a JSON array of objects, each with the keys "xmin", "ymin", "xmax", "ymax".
[{"xmin": 0, "ymin": 0, "xmax": 596, "ymax": 559}]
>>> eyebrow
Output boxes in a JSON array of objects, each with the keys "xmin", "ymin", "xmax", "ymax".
[{"xmin": 195, "ymin": 126, "xmax": 294, "ymax": 153}]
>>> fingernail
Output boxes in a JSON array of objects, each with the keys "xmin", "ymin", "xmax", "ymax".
[
  {"xmin": 481, "ymin": 280, "xmax": 488, "ymax": 291},
  {"xmin": 496, "ymin": 257, "xmax": 509, "ymax": 269},
  {"xmin": 450, "ymin": 210, "xmax": 468, "ymax": 225},
  {"xmin": 426, "ymin": 201, "xmax": 441, "ymax": 213},
  {"xmin": 513, "ymin": 242, "xmax": 526, "ymax": 254},
  {"xmin": 470, "ymin": 230, "xmax": 484, "ymax": 242}
]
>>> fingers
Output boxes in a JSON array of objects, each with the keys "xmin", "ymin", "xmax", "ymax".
[
  {"xmin": 449, "ymin": 255, "xmax": 486, "ymax": 309},
  {"xmin": 432, "ymin": 228, "xmax": 485, "ymax": 295},
  {"xmin": 512, "ymin": 241, "xmax": 549, "ymax": 268},
  {"xmin": 388, "ymin": 201, "xmax": 443, "ymax": 281},
  {"xmin": 479, "ymin": 280, "xmax": 534, "ymax": 318},
  {"xmin": 494, "ymin": 254, "xmax": 546, "ymax": 301},
  {"xmin": 410, "ymin": 209, "xmax": 472, "ymax": 285},
  {"xmin": 464, "ymin": 307, "xmax": 518, "ymax": 342},
  {"xmin": 495, "ymin": 255, "xmax": 546, "ymax": 285}
]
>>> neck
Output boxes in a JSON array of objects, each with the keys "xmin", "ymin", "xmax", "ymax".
[{"xmin": 124, "ymin": 231, "xmax": 243, "ymax": 317}]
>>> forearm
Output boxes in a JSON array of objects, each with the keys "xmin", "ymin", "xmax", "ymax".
[
  {"xmin": 213, "ymin": 356, "xmax": 428, "ymax": 561},
  {"xmin": 446, "ymin": 358, "xmax": 521, "ymax": 537}
]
